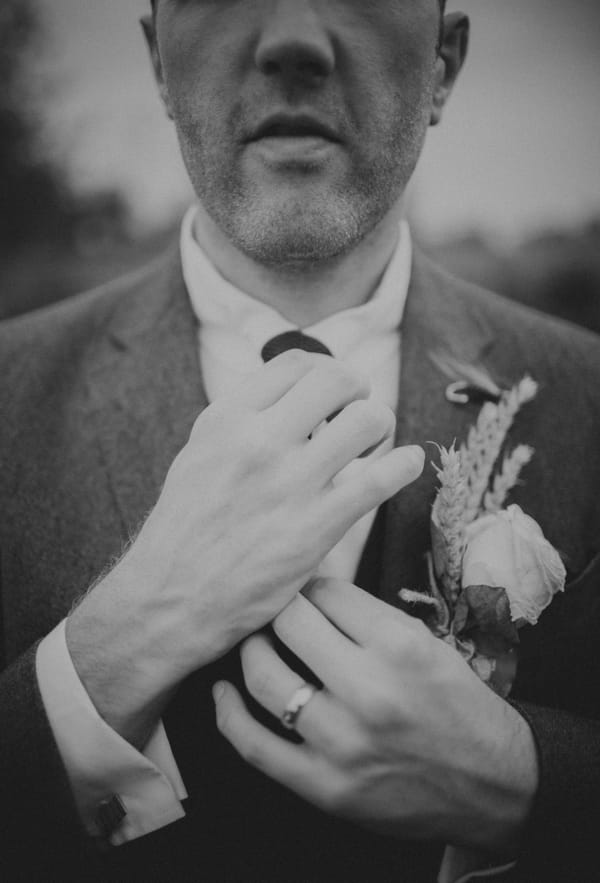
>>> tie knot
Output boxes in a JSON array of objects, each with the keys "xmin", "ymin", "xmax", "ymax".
[{"xmin": 261, "ymin": 330, "xmax": 333, "ymax": 363}]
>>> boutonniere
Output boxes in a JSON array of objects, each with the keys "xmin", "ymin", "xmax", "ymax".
[{"xmin": 400, "ymin": 375, "xmax": 566, "ymax": 698}]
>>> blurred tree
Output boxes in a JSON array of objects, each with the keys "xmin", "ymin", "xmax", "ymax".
[
  {"xmin": 0, "ymin": 0, "xmax": 69, "ymax": 252},
  {"xmin": 0, "ymin": 0, "xmax": 135, "ymax": 319}
]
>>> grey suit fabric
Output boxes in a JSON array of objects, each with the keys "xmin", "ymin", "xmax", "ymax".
[{"xmin": 1, "ymin": 245, "xmax": 600, "ymax": 881}]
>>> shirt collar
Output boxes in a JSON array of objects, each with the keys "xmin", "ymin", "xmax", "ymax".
[{"xmin": 180, "ymin": 203, "xmax": 412, "ymax": 359}]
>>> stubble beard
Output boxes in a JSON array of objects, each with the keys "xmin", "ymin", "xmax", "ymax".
[{"xmin": 175, "ymin": 85, "xmax": 433, "ymax": 270}]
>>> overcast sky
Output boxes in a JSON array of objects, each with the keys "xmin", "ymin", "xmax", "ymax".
[{"xmin": 39, "ymin": 0, "xmax": 600, "ymax": 243}]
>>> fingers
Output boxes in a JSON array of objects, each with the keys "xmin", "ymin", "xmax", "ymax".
[
  {"xmin": 272, "ymin": 595, "xmax": 361, "ymax": 702},
  {"xmin": 228, "ymin": 349, "xmax": 319, "ymax": 411},
  {"xmin": 240, "ymin": 632, "xmax": 350, "ymax": 746},
  {"xmin": 326, "ymin": 444, "xmax": 425, "ymax": 526},
  {"xmin": 304, "ymin": 578, "xmax": 424, "ymax": 648},
  {"xmin": 305, "ymin": 398, "xmax": 396, "ymax": 479},
  {"xmin": 265, "ymin": 359, "xmax": 370, "ymax": 441},
  {"xmin": 213, "ymin": 680, "xmax": 318, "ymax": 798}
]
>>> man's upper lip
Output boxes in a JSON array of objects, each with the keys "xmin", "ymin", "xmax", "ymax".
[{"xmin": 247, "ymin": 113, "xmax": 341, "ymax": 143}]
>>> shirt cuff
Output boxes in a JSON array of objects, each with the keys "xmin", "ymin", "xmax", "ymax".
[
  {"xmin": 36, "ymin": 619, "xmax": 187, "ymax": 845},
  {"xmin": 438, "ymin": 846, "xmax": 517, "ymax": 883}
]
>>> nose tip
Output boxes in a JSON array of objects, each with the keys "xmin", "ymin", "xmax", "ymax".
[
  {"xmin": 257, "ymin": 44, "xmax": 334, "ymax": 83},
  {"xmin": 254, "ymin": 2, "xmax": 335, "ymax": 84}
]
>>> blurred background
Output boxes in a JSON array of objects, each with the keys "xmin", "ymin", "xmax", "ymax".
[{"xmin": 1, "ymin": 0, "xmax": 599, "ymax": 330}]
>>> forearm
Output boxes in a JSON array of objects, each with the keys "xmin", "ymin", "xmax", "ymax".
[{"xmin": 65, "ymin": 559, "xmax": 186, "ymax": 751}]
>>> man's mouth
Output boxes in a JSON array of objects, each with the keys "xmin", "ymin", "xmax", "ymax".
[
  {"xmin": 247, "ymin": 112, "xmax": 342, "ymax": 144},
  {"xmin": 244, "ymin": 112, "xmax": 343, "ymax": 167}
]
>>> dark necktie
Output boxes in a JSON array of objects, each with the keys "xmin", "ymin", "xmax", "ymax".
[{"xmin": 261, "ymin": 329, "xmax": 333, "ymax": 362}]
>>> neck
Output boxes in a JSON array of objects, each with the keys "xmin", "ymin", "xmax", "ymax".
[{"xmin": 192, "ymin": 202, "xmax": 405, "ymax": 327}]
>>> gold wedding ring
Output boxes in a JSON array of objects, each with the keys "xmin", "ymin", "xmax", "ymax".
[{"xmin": 281, "ymin": 682, "xmax": 319, "ymax": 731}]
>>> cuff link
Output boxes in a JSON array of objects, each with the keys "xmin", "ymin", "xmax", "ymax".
[{"xmin": 95, "ymin": 794, "xmax": 127, "ymax": 839}]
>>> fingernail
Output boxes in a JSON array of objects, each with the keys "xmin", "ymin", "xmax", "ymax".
[{"xmin": 212, "ymin": 682, "xmax": 226, "ymax": 702}]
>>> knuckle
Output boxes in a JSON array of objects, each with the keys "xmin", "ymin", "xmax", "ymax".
[
  {"xmin": 377, "ymin": 403, "xmax": 397, "ymax": 436},
  {"xmin": 401, "ymin": 627, "xmax": 430, "ymax": 663},
  {"xmin": 382, "ymin": 625, "xmax": 425, "ymax": 668},
  {"xmin": 242, "ymin": 423, "xmax": 279, "ymax": 465},
  {"xmin": 191, "ymin": 398, "xmax": 228, "ymax": 435},
  {"xmin": 320, "ymin": 361, "xmax": 369, "ymax": 400},
  {"xmin": 277, "ymin": 348, "xmax": 313, "ymax": 369},
  {"xmin": 362, "ymin": 462, "xmax": 389, "ymax": 497},
  {"xmin": 189, "ymin": 406, "xmax": 210, "ymax": 436},
  {"xmin": 357, "ymin": 680, "xmax": 398, "ymax": 729},
  {"xmin": 343, "ymin": 398, "xmax": 371, "ymax": 424},
  {"xmin": 245, "ymin": 664, "xmax": 272, "ymax": 702},
  {"xmin": 272, "ymin": 608, "xmax": 294, "ymax": 645},
  {"xmin": 407, "ymin": 616, "xmax": 431, "ymax": 642},
  {"xmin": 346, "ymin": 399, "xmax": 395, "ymax": 436},
  {"xmin": 334, "ymin": 731, "xmax": 364, "ymax": 769},
  {"xmin": 314, "ymin": 720, "xmax": 353, "ymax": 765}
]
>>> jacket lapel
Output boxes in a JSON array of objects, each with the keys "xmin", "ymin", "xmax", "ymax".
[
  {"xmin": 85, "ymin": 247, "xmax": 208, "ymax": 536},
  {"xmin": 380, "ymin": 250, "xmax": 498, "ymax": 604}
]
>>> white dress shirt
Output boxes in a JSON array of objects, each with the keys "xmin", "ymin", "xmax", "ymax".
[{"xmin": 35, "ymin": 205, "xmax": 508, "ymax": 881}]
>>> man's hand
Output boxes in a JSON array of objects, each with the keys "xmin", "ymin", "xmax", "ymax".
[
  {"xmin": 214, "ymin": 578, "xmax": 539, "ymax": 855},
  {"xmin": 66, "ymin": 351, "xmax": 424, "ymax": 747}
]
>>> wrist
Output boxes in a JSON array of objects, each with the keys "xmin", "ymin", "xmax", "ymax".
[
  {"xmin": 458, "ymin": 700, "xmax": 539, "ymax": 856},
  {"xmin": 110, "ymin": 531, "xmax": 242, "ymax": 673},
  {"xmin": 65, "ymin": 569, "xmax": 177, "ymax": 750},
  {"xmin": 495, "ymin": 706, "xmax": 539, "ymax": 852}
]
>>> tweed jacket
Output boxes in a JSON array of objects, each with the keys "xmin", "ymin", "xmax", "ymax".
[{"xmin": 1, "ymin": 246, "xmax": 600, "ymax": 881}]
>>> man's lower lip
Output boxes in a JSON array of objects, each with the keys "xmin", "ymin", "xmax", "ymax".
[{"xmin": 248, "ymin": 135, "xmax": 339, "ymax": 162}]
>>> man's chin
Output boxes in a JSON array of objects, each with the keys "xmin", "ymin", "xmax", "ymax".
[
  {"xmin": 224, "ymin": 199, "xmax": 366, "ymax": 268},
  {"xmin": 238, "ymin": 227, "xmax": 356, "ymax": 268}
]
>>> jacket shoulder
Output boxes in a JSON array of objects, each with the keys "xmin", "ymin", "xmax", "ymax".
[
  {"xmin": 0, "ymin": 248, "xmax": 183, "ymax": 475},
  {"xmin": 0, "ymin": 247, "xmax": 180, "ymax": 393},
  {"xmin": 0, "ymin": 254, "xmax": 165, "ymax": 357},
  {"xmin": 421, "ymin": 253, "xmax": 600, "ymax": 376}
]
